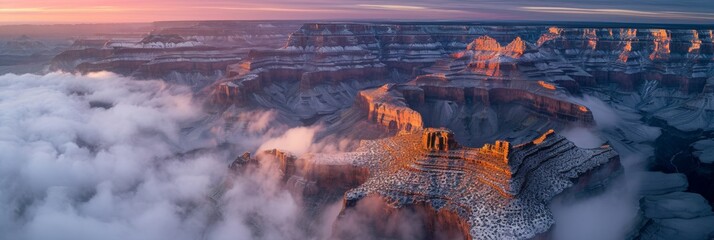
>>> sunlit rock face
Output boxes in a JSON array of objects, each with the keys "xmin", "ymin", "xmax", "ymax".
[
  {"xmin": 356, "ymin": 84, "xmax": 424, "ymax": 133},
  {"xmin": 212, "ymin": 24, "xmax": 555, "ymax": 111},
  {"xmin": 211, "ymin": 23, "xmax": 712, "ymax": 125},
  {"xmin": 351, "ymin": 76, "xmax": 593, "ymax": 145},
  {"xmin": 541, "ymin": 27, "xmax": 713, "ymax": 93},
  {"xmin": 49, "ymin": 21, "xmax": 299, "ymax": 88},
  {"xmin": 425, "ymin": 35, "xmax": 591, "ymax": 94},
  {"xmin": 314, "ymin": 128, "xmax": 621, "ymax": 240}
]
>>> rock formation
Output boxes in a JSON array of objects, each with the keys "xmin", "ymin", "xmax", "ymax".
[
  {"xmin": 212, "ymin": 23, "xmax": 713, "ymax": 107},
  {"xmin": 30, "ymin": 21, "xmax": 714, "ymax": 239},
  {"xmin": 540, "ymin": 27, "xmax": 712, "ymax": 93},
  {"xmin": 356, "ymin": 84, "xmax": 424, "ymax": 133},
  {"xmin": 209, "ymin": 23, "xmax": 712, "ymax": 131},
  {"xmin": 351, "ymin": 75, "xmax": 593, "ymax": 145},
  {"xmin": 303, "ymin": 128, "xmax": 621, "ymax": 240}
]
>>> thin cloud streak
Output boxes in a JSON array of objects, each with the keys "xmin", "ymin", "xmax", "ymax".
[
  {"xmin": 194, "ymin": 6, "xmax": 341, "ymax": 13},
  {"xmin": 0, "ymin": 6, "xmax": 129, "ymax": 13},
  {"xmin": 356, "ymin": 4, "xmax": 465, "ymax": 13},
  {"xmin": 357, "ymin": 4, "xmax": 426, "ymax": 10},
  {"xmin": 521, "ymin": 6, "xmax": 714, "ymax": 21}
]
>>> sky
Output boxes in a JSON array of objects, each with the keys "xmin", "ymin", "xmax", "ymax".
[{"xmin": 1, "ymin": 0, "xmax": 714, "ymax": 24}]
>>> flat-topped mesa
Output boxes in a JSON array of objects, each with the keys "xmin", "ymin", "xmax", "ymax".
[{"xmin": 335, "ymin": 128, "xmax": 621, "ymax": 240}]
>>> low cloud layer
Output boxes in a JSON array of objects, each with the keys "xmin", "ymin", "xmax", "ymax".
[
  {"xmin": 0, "ymin": 71, "xmax": 667, "ymax": 240},
  {"xmin": 552, "ymin": 94, "xmax": 662, "ymax": 240},
  {"xmin": 0, "ymin": 72, "xmax": 326, "ymax": 240}
]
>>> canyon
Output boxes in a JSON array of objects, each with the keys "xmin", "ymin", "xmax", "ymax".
[{"xmin": 13, "ymin": 21, "xmax": 714, "ymax": 239}]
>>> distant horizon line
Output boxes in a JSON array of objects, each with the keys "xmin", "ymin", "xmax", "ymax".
[{"xmin": 2, "ymin": 19, "xmax": 714, "ymax": 28}]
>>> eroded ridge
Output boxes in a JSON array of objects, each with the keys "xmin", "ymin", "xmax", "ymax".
[{"xmin": 326, "ymin": 128, "xmax": 620, "ymax": 240}]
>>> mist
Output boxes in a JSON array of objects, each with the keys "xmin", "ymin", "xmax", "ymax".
[
  {"xmin": 0, "ymin": 71, "xmax": 668, "ymax": 240},
  {"xmin": 0, "ymin": 72, "xmax": 329, "ymax": 240},
  {"xmin": 551, "ymin": 94, "xmax": 661, "ymax": 240}
]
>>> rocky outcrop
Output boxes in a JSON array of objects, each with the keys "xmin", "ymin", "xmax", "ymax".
[
  {"xmin": 312, "ymin": 128, "xmax": 621, "ymax": 240},
  {"xmin": 209, "ymin": 23, "xmax": 712, "ymax": 122},
  {"xmin": 355, "ymin": 84, "xmax": 423, "ymax": 132}
]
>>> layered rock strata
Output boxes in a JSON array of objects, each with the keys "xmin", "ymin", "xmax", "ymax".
[
  {"xmin": 213, "ymin": 23, "xmax": 713, "ymax": 109},
  {"xmin": 355, "ymin": 84, "xmax": 424, "ymax": 132},
  {"xmin": 50, "ymin": 21, "xmax": 298, "ymax": 88},
  {"xmin": 306, "ymin": 128, "xmax": 621, "ymax": 240},
  {"xmin": 543, "ymin": 28, "xmax": 713, "ymax": 93},
  {"xmin": 354, "ymin": 80, "xmax": 593, "ymax": 135}
]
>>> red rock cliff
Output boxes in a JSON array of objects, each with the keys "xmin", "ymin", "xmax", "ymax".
[{"xmin": 355, "ymin": 84, "xmax": 424, "ymax": 133}]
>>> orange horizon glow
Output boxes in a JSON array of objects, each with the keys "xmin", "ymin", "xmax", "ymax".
[{"xmin": 1, "ymin": 1, "xmax": 714, "ymax": 25}]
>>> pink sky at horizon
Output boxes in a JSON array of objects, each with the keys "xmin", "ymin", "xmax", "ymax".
[{"xmin": 1, "ymin": 0, "xmax": 714, "ymax": 25}]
